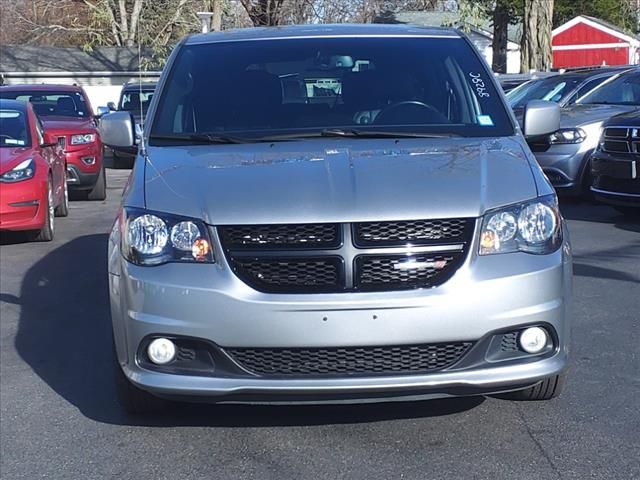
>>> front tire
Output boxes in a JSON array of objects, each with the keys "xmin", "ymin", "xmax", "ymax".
[
  {"xmin": 502, "ymin": 373, "xmax": 566, "ymax": 401},
  {"xmin": 54, "ymin": 176, "xmax": 69, "ymax": 217},
  {"xmin": 30, "ymin": 179, "xmax": 54, "ymax": 242},
  {"xmin": 87, "ymin": 164, "xmax": 107, "ymax": 201}
]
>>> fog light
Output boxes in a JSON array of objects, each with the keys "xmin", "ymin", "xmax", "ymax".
[
  {"xmin": 147, "ymin": 338, "xmax": 176, "ymax": 365},
  {"xmin": 81, "ymin": 156, "xmax": 96, "ymax": 165},
  {"xmin": 519, "ymin": 327, "xmax": 548, "ymax": 354}
]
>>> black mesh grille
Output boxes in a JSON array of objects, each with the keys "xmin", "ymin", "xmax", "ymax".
[
  {"xmin": 220, "ymin": 220, "xmax": 472, "ymax": 294},
  {"xmin": 226, "ymin": 342, "xmax": 473, "ymax": 377},
  {"xmin": 231, "ymin": 257, "xmax": 342, "ymax": 293},
  {"xmin": 602, "ymin": 140, "xmax": 630, "ymax": 153},
  {"xmin": 354, "ymin": 219, "xmax": 471, "ymax": 246},
  {"xmin": 595, "ymin": 176, "xmax": 640, "ymax": 194},
  {"xmin": 355, "ymin": 253, "xmax": 463, "ymax": 291},
  {"xmin": 220, "ymin": 224, "xmax": 340, "ymax": 250},
  {"xmin": 500, "ymin": 332, "xmax": 519, "ymax": 352}
]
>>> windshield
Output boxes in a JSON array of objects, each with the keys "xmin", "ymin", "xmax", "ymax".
[
  {"xmin": 578, "ymin": 71, "xmax": 640, "ymax": 105},
  {"xmin": 151, "ymin": 37, "xmax": 513, "ymax": 143},
  {"xmin": 119, "ymin": 89, "xmax": 155, "ymax": 113},
  {"xmin": 0, "ymin": 108, "xmax": 31, "ymax": 147},
  {"xmin": 506, "ymin": 76, "xmax": 580, "ymax": 108},
  {"xmin": 1, "ymin": 91, "xmax": 90, "ymax": 118}
]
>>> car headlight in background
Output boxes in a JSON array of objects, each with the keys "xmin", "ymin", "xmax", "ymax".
[
  {"xmin": 70, "ymin": 133, "xmax": 96, "ymax": 145},
  {"xmin": 0, "ymin": 159, "xmax": 35, "ymax": 183},
  {"xmin": 120, "ymin": 208, "xmax": 214, "ymax": 265},
  {"xmin": 480, "ymin": 195, "xmax": 562, "ymax": 255},
  {"xmin": 548, "ymin": 128, "xmax": 586, "ymax": 144}
]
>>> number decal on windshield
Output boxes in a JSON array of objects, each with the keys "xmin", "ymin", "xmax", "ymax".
[{"xmin": 469, "ymin": 73, "xmax": 490, "ymax": 98}]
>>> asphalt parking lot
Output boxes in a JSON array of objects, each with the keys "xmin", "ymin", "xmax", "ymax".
[{"xmin": 1, "ymin": 164, "xmax": 639, "ymax": 480}]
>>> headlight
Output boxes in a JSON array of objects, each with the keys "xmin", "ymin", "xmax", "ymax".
[
  {"xmin": 0, "ymin": 159, "xmax": 35, "ymax": 183},
  {"xmin": 121, "ymin": 208, "xmax": 214, "ymax": 266},
  {"xmin": 70, "ymin": 133, "xmax": 96, "ymax": 145},
  {"xmin": 549, "ymin": 128, "xmax": 586, "ymax": 144},
  {"xmin": 479, "ymin": 195, "xmax": 562, "ymax": 255}
]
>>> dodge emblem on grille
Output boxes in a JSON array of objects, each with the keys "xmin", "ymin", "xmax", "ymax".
[{"xmin": 394, "ymin": 259, "xmax": 448, "ymax": 271}]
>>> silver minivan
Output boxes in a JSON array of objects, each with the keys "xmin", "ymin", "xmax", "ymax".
[{"xmin": 101, "ymin": 24, "xmax": 572, "ymax": 413}]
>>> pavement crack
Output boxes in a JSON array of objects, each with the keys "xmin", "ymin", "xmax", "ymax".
[{"xmin": 515, "ymin": 404, "xmax": 563, "ymax": 480}]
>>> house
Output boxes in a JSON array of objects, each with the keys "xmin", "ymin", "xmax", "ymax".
[
  {"xmin": 385, "ymin": 11, "xmax": 522, "ymax": 73},
  {"xmin": 552, "ymin": 16, "xmax": 640, "ymax": 68},
  {"xmin": 0, "ymin": 46, "xmax": 162, "ymax": 113}
]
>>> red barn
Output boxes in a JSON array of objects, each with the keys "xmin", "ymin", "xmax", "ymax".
[{"xmin": 552, "ymin": 16, "xmax": 640, "ymax": 68}]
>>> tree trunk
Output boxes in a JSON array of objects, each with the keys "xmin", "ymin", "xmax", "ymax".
[
  {"xmin": 491, "ymin": 2, "xmax": 509, "ymax": 73},
  {"xmin": 521, "ymin": 0, "xmax": 554, "ymax": 72}
]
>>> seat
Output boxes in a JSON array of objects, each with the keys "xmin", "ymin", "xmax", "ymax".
[{"xmin": 55, "ymin": 97, "xmax": 77, "ymax": 116}]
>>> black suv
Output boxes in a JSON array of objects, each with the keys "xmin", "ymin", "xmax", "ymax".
[{"xmin": 591, "ymin": 111, "xmax": 640, "ymax": 216}]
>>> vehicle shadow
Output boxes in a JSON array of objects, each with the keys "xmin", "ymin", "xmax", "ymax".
[
  {"xmin": 13, "ymin": 234, "xmax": 484, "ymax": 427},
  {"xmin": 0, "ymin": 231, "xmax": 30, "ymax": 245},
  {"xmin": 559, "ymin": 198, "xmax": 639, "ymax": 232}
]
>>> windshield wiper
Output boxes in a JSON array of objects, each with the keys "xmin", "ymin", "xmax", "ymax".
[
  {"xmin": 149, "ymin": 133, "xmax": 253, "ymax": 144},
  {"xmin": 258, "ymin": 128, "xmax": 459, "ymax": 141}
]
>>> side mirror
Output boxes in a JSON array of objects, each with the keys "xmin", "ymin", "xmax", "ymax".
[
  {"xmin": 96, "ymin": 106, "xmax": 110, "ymax": 117},
  {"xmin": 40, "ymin": 131, "xmax": 58, "ymax": 148},
  {"xmin": 523, "ymin": 100, "xmax": 561, "ymax": 138},
  {"xmin": 107, "ymin": 102, "xmax": 117, "ymax": 111},
  {"xmin": 99, "ymin": 111, "xmax": 136, "ymax": 148}
]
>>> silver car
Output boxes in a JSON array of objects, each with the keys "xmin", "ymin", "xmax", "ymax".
[
  {"xmin": 531, "ymin": 68, "xmax": 640, "ymax": 195},
  {"xmin": 100, "ymin": 24, "xmax": 572, "ymax": 414}
]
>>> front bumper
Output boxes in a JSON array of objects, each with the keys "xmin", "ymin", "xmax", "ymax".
[
  {"xmin": 0, "ymin": 177, "xmax": 48, "ymax": 231},
  {"xmin": 109, "ymin": 223, "xmax": 572, "ymax": 403},
  {"xmin": 534, "ymin": 142, "xmax": 594, "ymax": 194},
  {"xmin": 591, "ymin": 152, "xmax": 640, "ymax": 207},
  {"xmin": 64, "ymin": 142, "xmax": 102, "ymax": 189}
]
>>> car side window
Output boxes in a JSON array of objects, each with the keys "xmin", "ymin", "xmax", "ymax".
[{"xmin": 568, "ymin": 77, "xmax": 609, "ymax": 105}]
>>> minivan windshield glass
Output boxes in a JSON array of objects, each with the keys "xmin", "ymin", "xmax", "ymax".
[
  {"xmin": 1, "ymin": 91, "xmax": 90, "ymax": 118},
  {"xmin": 578, "ymin": 72, "xmax": 640, "ymax": 106},
  {"xmin": 0, "ymin": 109, "xmax": 30, "ymax": 147},
  {"xmin": 151, "ymin": 37, "xmax": 514, "ymax": 143}
]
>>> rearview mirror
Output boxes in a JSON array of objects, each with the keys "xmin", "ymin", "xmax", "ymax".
[
  {"xmin": 523, "ymin": 100, "xmax": 561, "ymax": 138},
  {"xmin": 107, "ymin": 101, "xmax": 117, "ymax": 111},
  {"xmin": 99, "ymin": 111, "xmax": 136, "ymax": 148}
]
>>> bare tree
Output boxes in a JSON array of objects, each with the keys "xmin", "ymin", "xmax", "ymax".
[
  {"xmin": 521, "ymin": 0, "xmax": 554, "ymax": 72},
  {"xmin": 239, "ymin": 0, "xmax": 286, "ymax": 26}
]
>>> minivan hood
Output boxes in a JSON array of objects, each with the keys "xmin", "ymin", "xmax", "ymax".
[
  {"xmin": 560, "ymin": 104, "xmax": 639, "ymax": 128},
  {"xmin": 142, "ymin": 137, "xmax": 538, "ymax": 224}
]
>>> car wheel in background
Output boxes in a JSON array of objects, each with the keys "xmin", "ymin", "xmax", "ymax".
[
  {"xmin": 30, "ymin": 178, "xmax": 55, "ymax": 242},
  {"xmin": 87, "ymin": 165, "xmax": 107, "ymax": 201},
  {"xmin": 54, "ymin": 175, "xmax": 69, "ymax": 217},
  {"xmin": 112, "ymin": 150, "xmax": 133, "ymax": 169},
  {"xmin": 500, "ymin": 373, "xmax": 566, "ymax": 401}
]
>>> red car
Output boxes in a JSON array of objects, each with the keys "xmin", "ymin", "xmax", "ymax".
[
  {"xmin": 0, "ymin": 84, "xmax": 106, "ymax": 200},
  {"xmin": 0, "ymin": 99, "xmax": 68, "ymax": 241}
]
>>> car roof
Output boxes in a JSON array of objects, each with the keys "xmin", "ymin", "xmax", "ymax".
[
  {"xmin": 186, "ymin": 23, "xmax": 461, "ymax": 45},
  {"xmin": 0, "ymin": 83, "xmax": 85, "ymax": 93},
  {"xmin": 122, "ymin": 82, "xmax": 157, "ymax": 91},
  {"xmin": 0, "ymin": 98, "xmax": 29, "ymax": 111}
]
